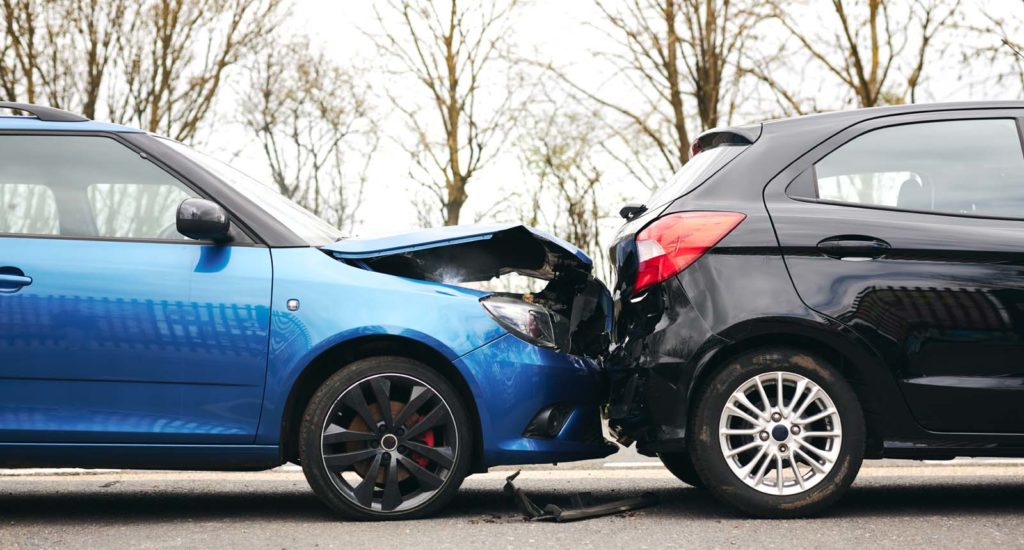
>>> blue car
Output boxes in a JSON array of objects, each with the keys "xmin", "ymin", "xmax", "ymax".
[{"xmin": 0, "ymin": 103, "xmax": 615, "ymax": 520}]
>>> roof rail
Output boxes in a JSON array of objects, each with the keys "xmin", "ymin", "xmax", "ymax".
[{"xmin": 0, "ymin": 101, "xmax": 89, "ymax": 122}]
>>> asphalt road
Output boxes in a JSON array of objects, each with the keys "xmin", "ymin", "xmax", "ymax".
[{"xmin": 3, "ymin": 451, "xmax": 1024, "ymax": 549}]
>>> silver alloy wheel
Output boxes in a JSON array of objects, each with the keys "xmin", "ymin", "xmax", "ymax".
[{"xmin": 718, "ymin": 371, "xmax": 842, "ymax": 496}]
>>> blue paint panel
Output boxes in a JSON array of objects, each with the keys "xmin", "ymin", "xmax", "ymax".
[
  {"xmin": 255, "ymin": 247, "xmax": 506, "ymax": 444},
  {"xmin": 256, "ymin": 248, "xmax": 611, "ymax": 466},
  {"xmin": 454, "ymin": 334, "xmax": 614, "ymax": 466},
  {"xmin": 0, "ymin": 237, "xmax": 271, "ymax": 443}
]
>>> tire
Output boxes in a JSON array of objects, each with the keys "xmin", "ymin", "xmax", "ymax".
[
  {"xmin": 658, "ymin": 451, "xmax": 705, "ymax": 488},
  {"xmin": 689, "ymin": 348, "xmax": 864, "ymax": 518},
  {"xmin": 299, "ymin": 356, "xmax": 473, "ymax": 520}
]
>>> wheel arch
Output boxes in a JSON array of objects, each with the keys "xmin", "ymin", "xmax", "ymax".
[
  {"xmin": 279, "ymin": 334, "xmax": 485, "ymax": 472},
  {"xmin": 687, "ymin": 319, "xmax": 900, "ymax": 458}
]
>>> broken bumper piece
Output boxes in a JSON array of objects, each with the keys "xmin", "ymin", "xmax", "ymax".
[{"xmin": 503, "ymin": 470, "xmax": 658, "ymax": 522}]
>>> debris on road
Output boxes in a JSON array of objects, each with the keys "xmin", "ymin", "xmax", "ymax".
[{"xmin": 503, "ymin": 470, "xmax": 658, "ymax": 522}]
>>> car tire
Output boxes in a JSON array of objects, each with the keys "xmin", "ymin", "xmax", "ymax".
[
  {"xmin": 690, "ymin": 347, "xmax": 864, "ymax": 518},
  {"xmin": 299, "ymin": 356, "xmax": 473, "ymax": 520},
  {"xmin": 658, "ymin": 451, "xmax": 705, "ymax": 488}
]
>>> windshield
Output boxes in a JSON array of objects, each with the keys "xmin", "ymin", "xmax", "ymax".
[
  {"xmin": 158, "ymin": 137, "xmax": 344, "ymax": 245},
  {"xmin": 644, "ymin": 145, "xmax": 747, "ymax": 209}
]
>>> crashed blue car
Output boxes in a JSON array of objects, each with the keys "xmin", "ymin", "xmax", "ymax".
[{"xmin": 0, "ymin": 103, "xmax": 615, "ymax": 520}]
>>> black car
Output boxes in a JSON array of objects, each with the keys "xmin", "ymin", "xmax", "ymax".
[{"xmin": 607, "ymin": 101, "xmax": 1024, "ymax": 517}]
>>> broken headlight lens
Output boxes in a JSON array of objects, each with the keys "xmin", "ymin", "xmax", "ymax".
[{"xmin": 480, "ymin": 296, "xmax": 557, "ymax": 349}]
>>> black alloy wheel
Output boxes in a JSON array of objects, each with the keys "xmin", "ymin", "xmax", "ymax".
[{"xmin": 300, "ymin": 357, "xmax": 472, "ymax": 520}]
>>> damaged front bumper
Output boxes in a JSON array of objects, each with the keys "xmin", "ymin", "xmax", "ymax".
[
  {"xmin": 324, "ymin": 223, "xmax": 618, "ymax": 467},
  {"xmin": 457, "ymin": 332, "xmax": 616, "ymax": 466}
]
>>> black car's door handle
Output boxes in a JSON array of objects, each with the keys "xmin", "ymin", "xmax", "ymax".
[{"xmin": 816, "ymin": 236, "xmax": 891, "ymax": 260}]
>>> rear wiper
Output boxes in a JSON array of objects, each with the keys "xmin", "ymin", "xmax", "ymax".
[{"xmin": 619, "ymin": 203, "xmax": 647, "ymax": 220}]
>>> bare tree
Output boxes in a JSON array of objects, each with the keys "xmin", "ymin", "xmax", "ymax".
[
  {"xmin": 112, "ymin": 0, "xmax": 283, "ymax": 143},
  {"xmin": 1, "ymin": 0, "xmax": 282, "ymax": 143},
  {"xmin": 537, "ymin": 0, "xmax": 768, "ymax": 190},
  {"xmin": 763, "ymin": 0, "xmax": 962, "ymax": 109},
  {"xmin": 0, "ymin": 0, "xmax": 77, "ymax": 107},
  {"xmin": 72, "ymin": 0, "xmax": 130, "ymax": 118},
  {"xmin": 369, "ymin": 0, "xmax": 523, "ymax": 226},
  {"xmin": 516, "ymin": 99, "xmax": 606, "ymax": 264},
  {"xmin": 964, "ymin": 1, "xmax": 1024, "ymax": 97},
  {"xmin": 241, "ymin": 39, "xmax": 380, "ymax": 232}
]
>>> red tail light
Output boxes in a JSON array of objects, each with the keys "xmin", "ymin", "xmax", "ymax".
[{"xmin": 634, "ymin": 211, "xmax": 746, "ymax": 292}]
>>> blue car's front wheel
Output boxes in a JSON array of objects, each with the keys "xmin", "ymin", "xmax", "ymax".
[{"xmin": 300, "ymin": 356, "xmax": 472, "ymax": 520}]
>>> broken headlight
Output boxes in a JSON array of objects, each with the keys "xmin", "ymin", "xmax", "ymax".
[{"xmin": 480, "ymin": 296, "xmax": 558, "ymax": 349}]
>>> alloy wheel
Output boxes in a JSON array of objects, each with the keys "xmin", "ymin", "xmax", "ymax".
[
  {"xmin": 320, "ymin": 373, "xmax": 458, "ymax": 513},
  {"xmin": 718, "ymin": 371, "xmax": 842, "ymax": 496}
]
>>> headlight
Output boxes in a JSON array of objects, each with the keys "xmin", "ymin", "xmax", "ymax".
[{"xmin": 480, "ymin": 296, "xmax": 557, "ymax": 349}]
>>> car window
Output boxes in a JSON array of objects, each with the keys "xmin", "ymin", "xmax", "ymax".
[
  {"xmin": 0, "ymin": 135, "xmax": 197, "ymax": 240},
  {"xmin": 87, "ymin": 183, "xmax": 193, "ymax": 239},
  {"xmin": 816, "ymin": 171, "xmax": 921, "ymax": 207},
  {"xmin": 644, "ymin": 145, "xmax": 747, "ymax": 209},
  {"xmin": 800, "ymin": 119, "xmax": 1024, "ymax": 219},
  {"xmin": 0, "ymin": 183, "xmax": 59, "ymax": 235},
  {"xmin": 156, "ymin": 137, "xmax": 344, "ymax": 245}
]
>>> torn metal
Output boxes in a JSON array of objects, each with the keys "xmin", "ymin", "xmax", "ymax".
[
  {"xmin": 503, "ymin": 471, "xmax": 658, "ymax": 522},
  {"xmin": 325, "ymin": 224, "xmax": 612, "ymax": 357}
]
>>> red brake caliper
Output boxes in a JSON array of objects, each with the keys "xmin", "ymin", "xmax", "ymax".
[{"xmin": 411, "ymin": 429, "xmax": 435, "ymax": 468}]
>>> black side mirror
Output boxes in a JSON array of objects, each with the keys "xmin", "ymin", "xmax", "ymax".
[
  {"xmin": 619, "ymin": 203, "xmax": 647, "ymax": 220},
  {"xmin": 177, "ymin": 198, "xmax": 231, "ymax": 243}
]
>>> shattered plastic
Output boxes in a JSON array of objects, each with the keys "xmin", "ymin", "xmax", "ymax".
[{"xmin": 504, "ymin": 470, "xmax": 658, "ymax": 522}]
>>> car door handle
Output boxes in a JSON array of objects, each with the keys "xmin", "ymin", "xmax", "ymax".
[
  {"xmin": 816, "ymin": 236, "xmax": 891, "ymax": 260},
  {"xmin": 0, "ymin": 270, "xmax": 32, "ymax": 293}
]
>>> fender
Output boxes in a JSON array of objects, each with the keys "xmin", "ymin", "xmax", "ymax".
[{"xmin": 689, "ymin": 314, "xmax": 924, "ymax": 444}]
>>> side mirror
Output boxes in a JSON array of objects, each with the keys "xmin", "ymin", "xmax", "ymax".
[
  {"xmin": 177, "ymin": 198, "xmax": 231, "ymax": 243},
  {"xmin": 619, "ymin": 203, "xmax": 647, "ymax": 220}
]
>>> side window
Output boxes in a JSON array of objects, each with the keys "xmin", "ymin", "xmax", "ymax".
[
  {"xmin": 0, "ymin": 184, "xmax": 59, "ymax": 235},
  {"xmin": 87, "ymin": 183, "xmax": 192, "ymax": 239},
  {"xmin": 0, "ymin": 135, "xmax": 197, "ymax": 240},
  {"xmin": 791, "ymin": 119, "xmax": 1024, "ymax": 219}
]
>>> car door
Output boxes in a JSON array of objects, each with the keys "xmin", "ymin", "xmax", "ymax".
[
  {"xmin": 0, "ymin": 133, "xmax": 272, "ymax": 444},
  {"xmin": 764, "ymin": 111, "xmax": 1024, "ymax": 433}
]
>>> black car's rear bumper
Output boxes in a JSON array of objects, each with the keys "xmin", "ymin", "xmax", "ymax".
[{"xmin": 606, "ymin": 274, "xmax": 726, "ymax": 456}]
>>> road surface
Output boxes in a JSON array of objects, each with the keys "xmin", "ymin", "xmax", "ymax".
[{"xmin": 2, "ymin": 449, "xmax": 1024, "ymax": 549}]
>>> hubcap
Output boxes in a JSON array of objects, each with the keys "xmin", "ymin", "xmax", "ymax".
[
  {"xmin": 321, "ymin": 374, "xmax": 458, "ymax": 513},
  {"xmin": 718, "ymin": 371, "xmax": 842, "ymax": 496}
]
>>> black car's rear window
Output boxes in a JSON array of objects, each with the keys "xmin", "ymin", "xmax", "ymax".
[{"xmin": 644, "ymin": 145, "xmax": 747, "ymax": 209}]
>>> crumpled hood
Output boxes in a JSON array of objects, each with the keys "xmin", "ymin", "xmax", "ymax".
[{"xmin": 323, "ymin": 224, "xmax": 592, "ymax": 283}]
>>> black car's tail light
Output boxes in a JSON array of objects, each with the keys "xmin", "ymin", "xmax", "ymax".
[{"xmin": 634, "ymin": 211, "xmax": 746, "ymax": 292}]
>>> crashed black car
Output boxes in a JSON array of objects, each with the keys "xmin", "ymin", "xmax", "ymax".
[{"xmin": 607, "ymin": 101, "xmax": 1024, "ymax": 517}]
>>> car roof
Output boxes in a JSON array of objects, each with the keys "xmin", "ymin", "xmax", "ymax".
[
  {"xmin": 0, "ymin": 115, "xmax": 142, "ymax": 133},
  {"xmin": 762, "ymin": 100, "xmax": 1024, "ymax": 130}
]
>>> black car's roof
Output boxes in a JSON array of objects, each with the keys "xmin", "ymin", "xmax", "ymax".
[
  {"xmin": 763, "ymin": 100, "xmax": 1024, "ymax": 130},
  {"xmin": 696, "ymin": 101, "xmax": 1024, "ymax": 144}
]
